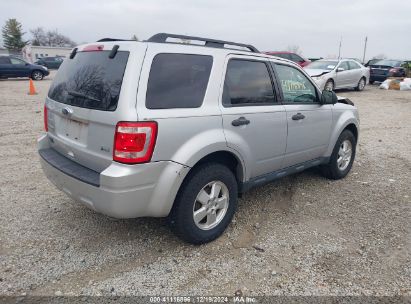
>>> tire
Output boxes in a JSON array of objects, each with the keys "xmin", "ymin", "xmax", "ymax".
[
  {"xmin": 321, "ymin": 130, "xmax": 356, "ymax": 180},
  {"xmin": 31, "ymin": 70, "xmax": 44, "ymax": 80},
  {"xmin": 369, "ymin": 80, "xmax": 375, "ymax": 85},
  {"xmin": 355, "ymin": 77, "xmax": 366, "ymax": 91},
  {"xmin": 324, "ymin": 79, "xmax": 334, "ymax": 91},
  {"xmin": 168, "ymin": 162, "xmax": 238, "ymax": 244}
]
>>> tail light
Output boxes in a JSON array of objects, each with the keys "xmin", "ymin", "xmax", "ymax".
[
  {"xmin": 44, "ymin": 105, "xmax": 48, "ymax": 132},
  {"xmin": 113, "ymin": 121, "xmax": 158, "ymax": 164},
  {"xmin": 82, "ymin": 45, "xmax": 104, "ymax": 52}
]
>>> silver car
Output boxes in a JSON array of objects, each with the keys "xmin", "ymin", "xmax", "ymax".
[
  {"xmin": 38, "ymin": 33, "xmax": 359, "ymax": 244},
  {"xmin": 304, "ymin": 59, "xmax": 370, "ymax": 91}
]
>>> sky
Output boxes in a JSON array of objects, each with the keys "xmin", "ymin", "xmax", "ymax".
[{"xmin": 1, "ymin": 0, "xmax": 410, "ymax": 60}]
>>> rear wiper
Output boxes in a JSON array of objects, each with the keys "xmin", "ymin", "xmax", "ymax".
[{"xmin": 67, "ymin": 90, "xmax": 101, "ymax": 103}]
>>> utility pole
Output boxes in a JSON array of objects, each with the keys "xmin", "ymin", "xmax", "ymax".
[
  {"xmin": 338, "ymin": 36, "xmax": 342, "ymax": 59},
  {"xmin": 362, "ymin": 36, "xmax": 368, "ymax": 64}
]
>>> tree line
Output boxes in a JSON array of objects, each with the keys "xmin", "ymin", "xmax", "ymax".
[{"xmin": 1, "ymin": 18, "xmax": 76, "ymax": 51}]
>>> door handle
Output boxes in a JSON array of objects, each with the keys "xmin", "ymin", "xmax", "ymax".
[
  {"xmin": 292, "ymin": 113, "xmax": 305, "ymax": 120},
  {"xmin": 232, "ymin": 116, "xmax": 250, "ymax": 126}
]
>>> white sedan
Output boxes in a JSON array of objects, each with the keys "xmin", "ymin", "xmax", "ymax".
[{"xmin": 304, "ymin": 59, "xmax": 370, "ymax": 91}]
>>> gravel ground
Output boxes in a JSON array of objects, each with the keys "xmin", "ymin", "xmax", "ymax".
[{"xmin": 0, "ymin": 73, "xmax": 410, "ymax": 297}]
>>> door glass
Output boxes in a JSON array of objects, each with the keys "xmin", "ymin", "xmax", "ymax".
[
  {"xmin": 348, "ymin": 61, "xmax": 361, "ymax": 70},
  {"xmin": 339, "ymin": 61, "xmax": 350, "ymax": 70},
  {"xmin": 223, "ymin": 59, "xmax": 276, "ymax": 106},
  {"xmin": 274, "ymin": 64, "xmax": 317, "ymax": 103},
  {"xmin": 10, "ymin": 58, "xmax": 25, "ymax": 65}
]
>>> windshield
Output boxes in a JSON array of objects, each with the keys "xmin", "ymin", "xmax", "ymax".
[
  {"xmin": 306, "ymin": 61, "xmax": 337, "ymax": 70},
  {"xmin": 373, "ymin": 60, "xmax": 402, "ymax": 67},
  {"xmin": 48, "ymin": 51, "xmax": 129, "ymax": 111}
]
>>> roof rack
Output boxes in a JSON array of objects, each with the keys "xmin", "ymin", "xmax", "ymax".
[{"xmin": 147, "ymin": 33, "xmax": 259, "ymax": 53}]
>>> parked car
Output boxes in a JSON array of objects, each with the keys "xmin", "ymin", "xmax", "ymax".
[
  {"xmin": 364, "ymin": 58, "xmax": 383, "ymax": 67},
  {"xmin": 34, "ymin": 56, "xmax": 64, "ymax": 69},
  {"xmin": 265, "ymin": 51, "xmax": 311, "ymax": 67},
  {"xmin": 38, "ymin": 33, "xmax": 359, "ymax": 244},
  {"xmin": 0, "ymin": 55, "xmax": 49, "ymax": 80},
  {"xmin": 304, "ymin": 59, "xmax": 369, "ymax": 91},
  {"xmin": 369, "ymin": 59, "xmax": 406, "ymax": 84}
]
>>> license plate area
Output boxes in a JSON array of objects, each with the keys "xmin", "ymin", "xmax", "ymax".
[{"xmin": 56, "ymin": 117, "xmax": 88, "ymax": 146}]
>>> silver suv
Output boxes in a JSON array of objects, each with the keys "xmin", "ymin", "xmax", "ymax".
[{"xmin": 38, "ymin": 33, "xmax": 359, "ymax": 244}]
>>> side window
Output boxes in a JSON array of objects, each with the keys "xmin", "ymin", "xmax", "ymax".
[
  {"xmin": 0, "ymin": 57, "xmax": 11, "ymax": 64},
  {"xmin": 10, "ymin": 58, "xmax": 25, "ymax": 65},
  {"xmin": 339, "ymin": 61, "xmax": 349, "ymax": 71},
  {"xmin": 274, "ymin": 64, "xmax": 318, "ymax": 104},
  {"xmin": 348, "ymin": 61, "xmax": 360, "ymax": 70},
  {"xmin": 146, "ymin": 53, "xmax": 213, "ymax": 109},
  {"xmin": 223, "ymin": 59, "xmax": 276, "ymax": 106}
]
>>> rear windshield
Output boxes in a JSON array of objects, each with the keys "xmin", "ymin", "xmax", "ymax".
[
  {"xmin": 373, "ymin": 60, "xmax": 402, "ymax": 67},
  {"xmin": 48, "ymin": 51, "xmax": 129, "ymax": 111}
]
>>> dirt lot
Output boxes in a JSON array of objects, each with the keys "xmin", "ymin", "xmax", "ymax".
[{"xmin": 0, "ymin": 74, "xmax": 410, "ymax": 297}]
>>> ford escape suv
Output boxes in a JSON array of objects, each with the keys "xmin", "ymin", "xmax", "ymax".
[{"xmin": 38, "ymin": 33, "xmax": 359, "ymax": 244}]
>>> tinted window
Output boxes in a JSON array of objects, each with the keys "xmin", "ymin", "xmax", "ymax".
[
  {"xmin": 374, "ymin": 60, "xmax": 402, "ymax": 67},
  {"xmin": 146, "ymin": 54, "xmax": 213, "ymax": 109},
  {"xmin": 274, "ymin": 64, "xmax": 317, "ymax": 103},
  {"xmin": 223, "ymin": 59, "xmax": 276, "ymax": 106},
  {"xmin": 0, "ymin": 57, "xmax": 10, "ymax": 64},
  {"xmin": 10, "ymin": 58, "xmax": 25, "ymax": 65},
  {"xmin": 48, "ymin": 51, "xmax": 129, "ymax": 111}
]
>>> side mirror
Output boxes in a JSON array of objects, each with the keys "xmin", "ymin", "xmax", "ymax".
[
  {"xmin": 321, "ymin": 90, "xmax": 338, "ymax": 105},
  {"xmin": 337, "ymin": 67, "xmax": 345, "ymax": 72}
]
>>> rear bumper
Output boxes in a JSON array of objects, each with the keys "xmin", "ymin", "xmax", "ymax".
[{"xmin": 38, "ymin": 134, "xmax": 190, "ymax": 218}]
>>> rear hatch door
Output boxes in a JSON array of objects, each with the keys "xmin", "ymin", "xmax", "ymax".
[{"xmin": 45, "ymin": 42, "xmax": 147, "ymax": 172}]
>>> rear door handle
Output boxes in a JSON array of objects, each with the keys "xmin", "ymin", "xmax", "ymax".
[
  {"xmin": 292, "ymin": 113, "xmax": 305, "ymax": 121},
  {"xmin": 232, "ymin": 116, "xmax": 250, "ymax": 126}
]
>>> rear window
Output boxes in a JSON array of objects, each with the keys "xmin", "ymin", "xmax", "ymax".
[
  {"xmin": 146, "ymin": 53, "xmax": 213, "ymax": 109},
  {"xmin": 48, "ymin": 51, "xmax": 129, "ymax": 111}
]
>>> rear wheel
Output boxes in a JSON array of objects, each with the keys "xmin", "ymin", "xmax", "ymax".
[
  {"xmin": 324, "ymin": 79, "xmax": 334, "ymax": 91},
  {"xmin": 31, "ymin": 70, "xmax": 44, "ymax": 80},
  {"xmin": 355, "ymin": 77, "xmax": 366, "ymax": 91},
  {"xmin": 321, "ymin": 130, "xmax": 356, "ymax": 180},
  {"xmin": 369, "ymin": 80, "xmax": 375, "ymax": 85},
  {"xmin": 168, "ymin": 162, "xmax": 238, "ymax": 244}
]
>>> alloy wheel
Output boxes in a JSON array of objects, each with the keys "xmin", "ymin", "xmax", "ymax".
[{"xmin": 192, "ymin": 181, "xmax": 229, "ymax": 230}]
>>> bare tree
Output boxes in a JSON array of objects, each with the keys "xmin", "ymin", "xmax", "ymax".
[
  {"xmin": 30, "ymin": 27, "xmax": 76, "ymax": 47},
  {"xmin": 286, "ymin": 45, "xmax": 302, "ymax": 55},
  {"xmin": 30, "ymin": 27, "xmax": 47, "ymax": 46}
]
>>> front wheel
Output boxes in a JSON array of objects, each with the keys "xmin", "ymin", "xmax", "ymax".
[
  {"xmin": 355, "ymin": 77, "xmax": 366, "ymax": 91},
  {"xmin": 31, "ymin": 70, "xmax": 44, "ymax": 80},
  {"xmin": 168, "ymin": 163, "xmax": 238, "ymax": 244},
  {"xmin": 321, "ymin": 130, "xmax": 356, "ymax": 180}
]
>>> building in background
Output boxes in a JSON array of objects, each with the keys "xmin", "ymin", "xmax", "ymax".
[{"xmin": 22, "ymin": 45, "xmax": 72, "ymax": 63}]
